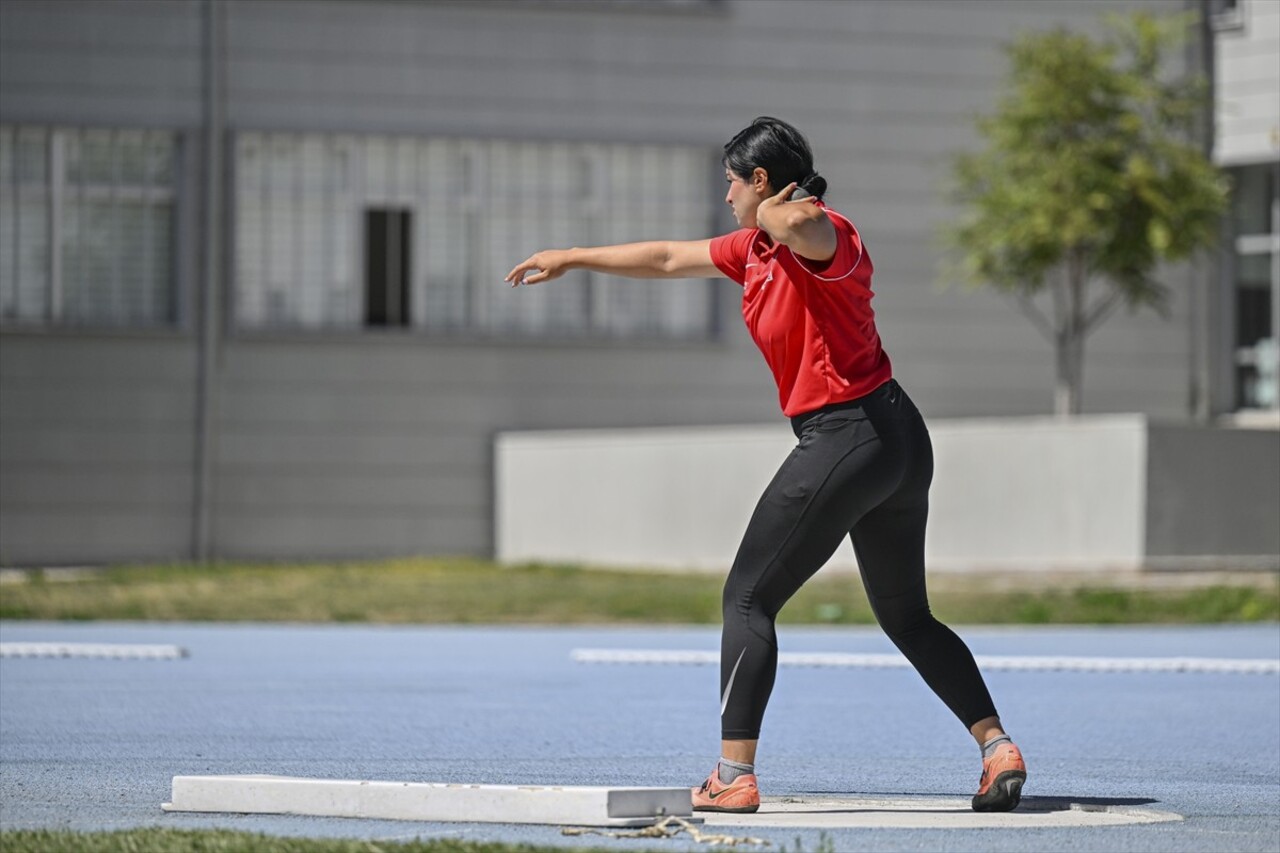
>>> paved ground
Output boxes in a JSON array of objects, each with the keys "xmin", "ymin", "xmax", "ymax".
[{"xmin": 1, "ymin": 621, "xmax": 1277, "ymax": 851}]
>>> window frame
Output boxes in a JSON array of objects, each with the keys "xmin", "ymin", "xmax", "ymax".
[
  {"xmin": 1227, "ymin": 160, "xmax": 1280, "ymax": 412},
  {"xmin": 0, "ymin": 124, "xmax": 183, "ymax": 333},
  {"xmin": 1209, "ymin": 0, "xmax": 1245, "ymax": 33},
  {"xmin": 228, "ymin": 130, "xmax": 724, "ymax": 344}
]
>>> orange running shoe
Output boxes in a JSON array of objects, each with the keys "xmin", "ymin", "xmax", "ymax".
[
  {"xmin": 972, "ymin": 741, "xmax": 1027, "ymax": 812},
  {"xmin": 691, "ymin": 765, "xmax": 760, "ymax": 814}
]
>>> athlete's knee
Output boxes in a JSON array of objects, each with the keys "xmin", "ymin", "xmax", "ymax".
[
  {"xmin": 722, "ymin": 570, "xmax": 763, "ymax": 622},
  {"xmin": 871, "ymin": 594, "xmax": 936, "ymax": 641},
  {"xmin": 722, "ymin": 570, "xmax": 781, "ymax": 647},
  {"xmin": 722, "ymin": 567, "xmax": 745, "ymax": 612}
]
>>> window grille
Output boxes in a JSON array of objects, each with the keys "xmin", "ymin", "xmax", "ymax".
[
  {"xmin": 1209, "ymin": 0, "xmax": 1244, "ymax": 31},
  {"xmin": 232, "ymin": 132, "xmax": 718, "ymax": 339},
  {"xmin": 1228, "ymin": 162, "xmax": 1280, "ymax": 410},
  {"xmin": 0, "ymin": 126, "xmax": 177, "ymax": 327}
]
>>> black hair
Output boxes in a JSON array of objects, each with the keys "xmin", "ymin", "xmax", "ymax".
[{"xmin": 722, "ymin": 116, "xmax": 828, "ymax": 200}]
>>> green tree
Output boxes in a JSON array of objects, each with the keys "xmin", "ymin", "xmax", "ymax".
[{"xmin": 946, "ymin": 11, "xmax": 1228, "ymax": 415}]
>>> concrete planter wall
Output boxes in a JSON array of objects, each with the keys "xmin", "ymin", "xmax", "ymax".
[{"xmin": 495, "ymin": 416, "xmax": 1279, "ymax": 573}]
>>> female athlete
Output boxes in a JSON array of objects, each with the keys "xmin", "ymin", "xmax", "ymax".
[{"xmin": 505, "ymin": 117, "xmax": 1027, "ymax": 814}]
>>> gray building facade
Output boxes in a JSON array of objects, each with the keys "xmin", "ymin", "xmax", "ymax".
[{"xmin": 0, "ymin": 0, "xmax": 1238, "ymax": 566}]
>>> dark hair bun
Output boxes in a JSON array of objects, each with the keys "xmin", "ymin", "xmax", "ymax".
[{"xmin": 799, "ymin": 173, "xmax": 827, "ymax": 199}]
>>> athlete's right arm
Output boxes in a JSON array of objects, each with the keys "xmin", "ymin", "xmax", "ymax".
[{"xmin": 505, "ymin": 239, "xmax": 721, "ymax": 286}]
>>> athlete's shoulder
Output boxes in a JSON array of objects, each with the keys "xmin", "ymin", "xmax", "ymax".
[
  {"xmin": 789, "ymin": 204, "xmax": 866, "ymax": 282},
  {"xmin": 709, "ymin": 227, "xmax": 764, "ymax": 283}
]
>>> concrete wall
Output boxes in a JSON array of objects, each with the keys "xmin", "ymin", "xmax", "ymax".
[
  {"xmin": 1145, "ymin": 424, "xmax": 1280, "ymax": 565},
  {"xmin": 495, "ymin": 417, "xmax": 1280, "ymax": 572},
  {"xmin": 496, "ymin": 423, "xmax": 794, "ymax": 572},
  {"xmin": 923, "ymin": 417, "xmax": 1151, "ymax": 571},
  {"xmin": 0, "ymin": 0, "xmax": 1207, "ymax": 565}
]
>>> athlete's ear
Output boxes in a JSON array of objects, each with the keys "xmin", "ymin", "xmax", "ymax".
[{"xmin": 751, "ymin": 167, "xmax": 771, "ymax": 195}]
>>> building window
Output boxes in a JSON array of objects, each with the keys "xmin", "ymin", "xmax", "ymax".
[
  {"xmin": 232, "ymin": 132, "xmax": 717, "ymax": 339},
  {"xmin": 1229, "ymin": 161, "xmax": 1280, "ymax": 410},
  {"xmin": 1209, "ymin": 0, "xmax": 1245, "ymax": 31},
  {"xmin": 0, "ymin": 126, "xmax": 177, "ymax": 328},
  {"xmin": 364, "ymin": 207, "xmax": 412, "ymax": 327}
]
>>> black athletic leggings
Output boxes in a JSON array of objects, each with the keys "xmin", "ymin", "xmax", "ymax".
[{"xmin": 719, "ymin": 379, "xmax": 998, "ymax": 740}]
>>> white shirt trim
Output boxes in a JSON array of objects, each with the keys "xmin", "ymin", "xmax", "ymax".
[{"xmin": 784, "ymin": 207, "xmax": 863, "ymax": 282}]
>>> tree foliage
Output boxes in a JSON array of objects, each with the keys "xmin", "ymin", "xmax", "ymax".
[{"xmin": 946, "ymin": 11, "xmax": 1229, "ymax": 414}]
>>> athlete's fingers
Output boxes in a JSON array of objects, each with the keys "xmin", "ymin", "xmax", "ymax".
[
  {"xmin": 505, "ymin": 257, "xmax": 541, "ymax": 286},
  {"xmin": 504, "ymin": 259, "xmax": 529, "ymax": 283}
]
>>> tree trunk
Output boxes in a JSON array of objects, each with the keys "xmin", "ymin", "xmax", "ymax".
[
  {"xmin": 1054, "ymin": 329, "xmax": 1085, "ymax": 416},
  {"xmin": 1053, "ymin": 255, "xmax": 1087, "ymax": 416}
]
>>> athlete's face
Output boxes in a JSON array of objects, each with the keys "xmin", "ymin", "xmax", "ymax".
[{"xmin": 725, "ymin": 168, "xmax": 769, "ymax": 228}]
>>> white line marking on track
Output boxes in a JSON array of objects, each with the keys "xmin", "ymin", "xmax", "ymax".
[
  {"xmin": 0, "ymin": 642, "xmax": 188, "ymax": 660},
  {"xmin": 570, "ymin": 649, "xmax": 1279, "ymax": 675}
]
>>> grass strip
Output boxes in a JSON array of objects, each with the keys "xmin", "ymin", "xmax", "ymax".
[
  {"xmin": 0, "ymin": 558, "xmax": 1275, "ymax": 625},
  {"xmin": 0, "ymin": 828, "xmax": 624, "ymax": 853}
]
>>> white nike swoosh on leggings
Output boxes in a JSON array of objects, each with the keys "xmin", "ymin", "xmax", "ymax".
[{"xmin": 720, "ymin": 648, "xmax": 747, "ymax": 716}]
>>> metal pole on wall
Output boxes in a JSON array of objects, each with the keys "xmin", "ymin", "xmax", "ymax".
[
  {"xmin": 1191, "ymin": 0, "xmax": 1216, "ymax": 423},
  {"xmin": 1271, "ymin": 185, "xmax": 1280, "ymax": 412},
  {"xmin": 193, "ymin": 0, "xmax": 225, "ymax": 561}
]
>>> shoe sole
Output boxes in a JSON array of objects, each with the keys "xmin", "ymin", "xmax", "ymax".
[
  {"xmin": 971, "ymin": 770, "xmax": 1025, "ymax": 812},
  {"xmin": 693, "ymin": 803, "xmax": 761, "ymax": 814}
]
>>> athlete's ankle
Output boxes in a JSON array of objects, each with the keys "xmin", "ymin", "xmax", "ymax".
[
  {"xmin": 717, "ymin": 757, "xmax": 755, "ymax": 784},
  {"xmin": 980, "ymin": 734, "xmax": 1013, "ymax": 759}
]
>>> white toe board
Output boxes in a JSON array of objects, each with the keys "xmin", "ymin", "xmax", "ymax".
[{"xmin": 162, "ymin": 775, "xmax": 695, "ymax": 827}]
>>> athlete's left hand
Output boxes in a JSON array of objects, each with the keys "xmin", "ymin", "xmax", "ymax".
[{"xmin": 755, "ymin": 183, "xmax": 835, "ymax": 262}]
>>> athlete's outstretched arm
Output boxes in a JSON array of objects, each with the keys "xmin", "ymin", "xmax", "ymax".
[{"xmin": 505, "ymin": 239, "xmax": 720, "ymax": 286}]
